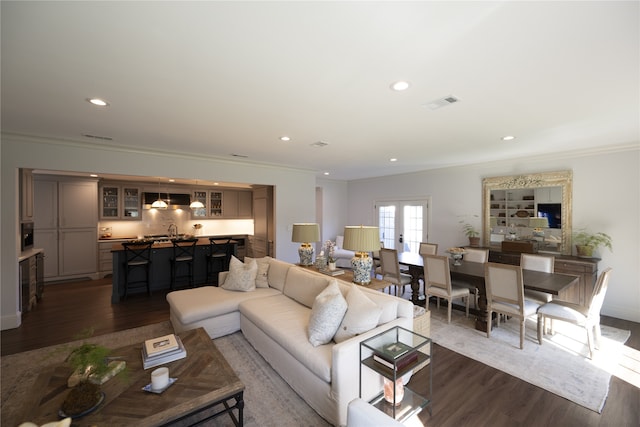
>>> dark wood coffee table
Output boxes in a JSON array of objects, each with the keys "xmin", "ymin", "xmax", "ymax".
[{"xmin": 21, "ymin": 328, "xmax": 244, "ymax": 426}]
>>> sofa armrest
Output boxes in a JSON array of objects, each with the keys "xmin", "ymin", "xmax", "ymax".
[
  {"xmin": 347, "ymin": 398, "xmax": 404, "ymax": 427},
  {"xmin": 331, "ymin": 316, "xmax": 413, "ymax": 425}
]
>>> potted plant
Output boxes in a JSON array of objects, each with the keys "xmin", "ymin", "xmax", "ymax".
[
  {"xmin": 459, "ymin": 218, "xmax": 481, "ymax": 247},
  {"xmin": 573, "ymin": 229, "xmax": 613, "ymax": 258}
]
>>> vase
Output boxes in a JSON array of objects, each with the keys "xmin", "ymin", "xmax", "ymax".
[{"xmin": 328, "ymin": 262, "xmax": 336, "ymax": 271}]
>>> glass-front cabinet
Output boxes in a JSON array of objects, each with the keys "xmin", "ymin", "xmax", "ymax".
[
  {"xmin": 210, "ymin": 191, "xmax": 223, "ymax": 217},
  {"xmin": 191, "ymin": 190, "xmax": 208, "ymax": 218},
  {"xmin": 100, "ymin": 184, "xmax": 141, "ymax": 220}
]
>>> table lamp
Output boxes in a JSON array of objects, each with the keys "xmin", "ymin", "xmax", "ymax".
[
  {"xmin": 342, "ymin": 225, "xmax": 381, "ymax": 285},
  {"xmin": 292, "ymin": 223, "xmax": 320, "ymax": 265}
]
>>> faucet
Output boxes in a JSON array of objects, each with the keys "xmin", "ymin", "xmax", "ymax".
[{"xmin": 167, "ymin": 223, "xmax": 178, "ymax": 238}]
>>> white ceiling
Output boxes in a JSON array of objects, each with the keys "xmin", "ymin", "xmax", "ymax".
[{"xmin": 2, "ymin": 1, "xmax": 639, "ymax": 181}]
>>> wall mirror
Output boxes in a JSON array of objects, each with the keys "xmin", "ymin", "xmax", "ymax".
[{"xmin": 482, "ymin": 170, "xmax": 572, "ymax": 255}]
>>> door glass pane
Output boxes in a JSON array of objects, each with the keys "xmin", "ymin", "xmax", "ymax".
[
  {"xmin": 378, "ymin": 205, "xmax": 396, "ymax": 249},
  {"xmin": 403, "ymin": 205, "xmax": 423, "ymax": 253}
]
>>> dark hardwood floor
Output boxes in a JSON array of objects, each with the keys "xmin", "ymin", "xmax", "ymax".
[{"xmin": 2, "ymin": 279, "xmax": 638, "ymax": 426}]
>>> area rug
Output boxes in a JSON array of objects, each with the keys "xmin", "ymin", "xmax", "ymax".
[
  {"xmin": 1, "ymin": 322, "xmax": 330, "ymax": 426},
  {"xmin": 429, "ymin": 307, "xmax": 630, "ymax": 413}
]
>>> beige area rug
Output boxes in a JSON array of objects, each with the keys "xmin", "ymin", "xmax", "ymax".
[
  {"xmin": 1, "ymin": 322, "xmax": 330, "ymax": 427},
  {"xmin": 428, "ymin": 306, "xmax": 630, "ymax": 413}
]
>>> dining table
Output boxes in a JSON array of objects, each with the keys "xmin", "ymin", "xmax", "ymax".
[{"xmin": 396, "ymin": 251, "xmax": 580, "ymax": 331}]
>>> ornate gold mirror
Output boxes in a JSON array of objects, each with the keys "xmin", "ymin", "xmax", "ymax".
[{"xmin": 482, "ymin": 170, "xmax": 573, "ymax": 255}]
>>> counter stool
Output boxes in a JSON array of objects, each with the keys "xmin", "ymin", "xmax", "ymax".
[
  {"xmin": 207, "ymin": 237, "xmax": 232, "ymax": 285},
  {"xmin": 122, "ymin": 241, "xmax": 153, "ymax": 299},
  {"xmin": 170, "ymin": 238, "xmax": 198, "ymax": 290}
]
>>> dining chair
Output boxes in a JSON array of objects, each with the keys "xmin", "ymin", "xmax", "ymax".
[
  {"xmin": 484, "ymin": 262, "xmax": 540, "ymax": 349},
  {"xmin": 454, "ymin": 247, "xmax": 489, "ymax": 308},
  {"xmin": 521, "ymin": 253, "xmax": 555, "ymax": 304},
  {"xmin": 207, "ymin": 237, "xmax": 233, "ymax": 285},
  {"xmin": 419, "ymin": 242, "xmax": 438, "ymax": 255},
  {"xmin": 537, "ymin": 268, "xmax": 612, "ymax": 359},
  {"xmin": 378, "ymin": 248, "xmax": 412, "ymax": 297},
  {"xmin": 423, "ymin": 254, "xmax": 469, "ymax": 323}
]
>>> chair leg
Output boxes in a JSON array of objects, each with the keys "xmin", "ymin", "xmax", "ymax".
[
  {"xmin": 520, "ymin": 318, "xmax": 525, "ymax": 349},
  {"xmin": 447, "ymin": 300, "xmax": 452, "ymax": 323},
  {"xmin": 465, "ymin": 295, "xmax": 469, "ymax": 318},
  {"xmin": 594, "ymin": 322, "xmax": 602, "ymax": 349},
  {"xmin": 586, "ymin": 327, "xmax": 595, "ymax": 359},
  {"xmin": 537, "ymin": 314, "xmax": 544, "ymax": 345},
  {"xmin": 486, "ymin": 310, "xmax": 492, "ymax": 339}
]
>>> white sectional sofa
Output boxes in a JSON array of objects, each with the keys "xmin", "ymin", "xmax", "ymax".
[{"xmin": 167, "ymin": 257, "xmax": 414, "ymax": 426}]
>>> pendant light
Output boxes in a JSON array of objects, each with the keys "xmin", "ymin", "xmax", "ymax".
[
  {"xmin": 151, "ymin": 179, "xmax": 168, "ymax": 209},
  {"xmin": 190, "ymin": 179, "xmax": 205, "ymax": 209}
]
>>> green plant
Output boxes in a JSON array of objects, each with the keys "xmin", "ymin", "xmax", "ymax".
[
  {"xmin": 573, "ymin": 230, "xmax": 613, "ymax": 252},
  {"xmin": 67, "ymin": 342, "xmax": 112, "ymax": 379}
]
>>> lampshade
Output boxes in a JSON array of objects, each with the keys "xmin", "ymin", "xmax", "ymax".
[
  {"xmin": 291, "ymin": 223, "xmax": 320, "ymax": 243},
  {"xmin": 342, "ymin": 226, "xmax": 381, "ymax": 252},
  {"xmin": 189, "ymin": 200, "xmax": 205, "ymax": 209},
  {"xmin": 529, "ymin": 217, "xmax": 549, "ymax": 228},
  {"xmin": 151, "ymin": 198, "xmax": 168, "ymax": 209}
]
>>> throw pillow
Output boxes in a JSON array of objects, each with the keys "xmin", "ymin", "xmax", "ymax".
[
  {"xmin": 333, "ymin": 284, "xmax": 383, "ymax": 343},
  {"xmin": 308, "ymin": 280, "xmax": 348, "ymax": 347},
  {"xmin": 245, "ymin": 256, "xmax": 271, "ymax": 288},
  {"xmin": 221, "ymin": 256, "xmax": 258, "ymax": 292}
]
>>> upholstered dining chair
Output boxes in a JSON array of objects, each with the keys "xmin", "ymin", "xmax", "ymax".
[
  {"xmin": 419, "ymin": 242, "xmax": 438, "ymax": 255},
  {"xmin": 423, "ymin": 254, "xmax": 469, "ymax": 323},
  {"xmin": 484, "ymin": 262, "xmax": 540, "ymax": 349},
  {"xmin": 379, "ymin": 248, "xmax": 412, "ymax": 297},
  {"xmin": 537, "ymin": 268, "xmax": 613, "ymax": 359},
  {"xmin": 521, "ymin": 253, "xmax": 555, "ymax": 304},
  {"xmin": 454, "ymin": 247, "xmax": 489, "ymax": 308}
]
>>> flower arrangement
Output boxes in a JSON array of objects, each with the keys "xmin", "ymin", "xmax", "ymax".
[
  {"xmin": 324, "ymin": 240, "xmax": 336, "ymax": 263},
  {"xmin": 192, "ymin": 223, "xmax": 203, "ymax": 230},
  {"xmin": 447, "ymin": 247, "xmax": 466, "ymax": 254}
]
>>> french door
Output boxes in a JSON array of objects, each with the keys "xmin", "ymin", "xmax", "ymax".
[{"xmin": 375, "ymin": 199, "xmax": 430, "ymax": 254}]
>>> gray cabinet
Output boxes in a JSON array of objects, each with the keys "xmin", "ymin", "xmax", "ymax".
[
  {"xmin": 249, "ymin": 186, "xmax": 272, "ymax": 258},
  {"xmin": 190, "ymin": 189, "xmax": 252, "ymax": 219},
  {"xmin": 20, "ymin": 168, "xmax": 34, "ymax": 221},
  {"xmin": 34, "ymin": 176, "xmax": 98, "ymax": 281},
  {"xmin": 100, "ymin": 183, "xmax": 141, "ymax": 220}
]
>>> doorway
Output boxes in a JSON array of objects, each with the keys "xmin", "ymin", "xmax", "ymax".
[{"xmin": 375, "ymin": 199, "xmax": 431, "ymax": 253}]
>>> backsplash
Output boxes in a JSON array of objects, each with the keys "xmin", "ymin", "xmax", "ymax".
[{"xmin": 98, "ymin": 208, "xmax": 254, "ymax": 239}]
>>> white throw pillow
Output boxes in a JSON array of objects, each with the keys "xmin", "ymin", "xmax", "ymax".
[
  {"xmin": 333, "ymin": 284, "xmax": 383, "ymax": 343},
  {"xmin": 308, "ymin": 280, "xmax": 348, "ymax": 347},
  {"xmin": 244, "ymin": 256, "xmax": 271, "ymax": 288},
  {"xmin": 221, "ymin": 256, "xmax": 257, "ymax": 292}
]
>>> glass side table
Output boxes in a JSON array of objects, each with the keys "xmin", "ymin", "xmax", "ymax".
[{"xmin": 359, "ymin": 326, "xmax": 432, "ymax": 422}]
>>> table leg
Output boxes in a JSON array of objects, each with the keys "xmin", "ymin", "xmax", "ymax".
[{"xmin": 407, "ymin": 264, "xmax": 424, "ymax": 305}]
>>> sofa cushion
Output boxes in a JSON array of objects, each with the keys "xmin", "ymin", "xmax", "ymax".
[
  {"xmin": 267, "ymin": 258, "xmax": 292, "ymax": 292},
  {"xmin": 167, "ymin": 286, "xmax": 280, "ymax": 325},
  {"xmin": 308, "ymin": 281, "xmax": 348, "ymax": 347},
  {"xmin": 334, "ymin": 283, "xmax": 383, "ymax": 343},
  {"xmin": 283, "ymin": 267, "xmax": 333, "ymax": 308},
  {"xmin": 245, "ymin": 256, "xmax": 271, "ymax": 288},
  {"xmin": 240, "ymin": 295, "xmax": 333, "ymax": 382},
  {"xmin": 222, "ymin": 256, "xmax": 257, "ymax": 292}
]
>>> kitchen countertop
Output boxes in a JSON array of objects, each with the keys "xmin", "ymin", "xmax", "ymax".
[
  {"xmin": 109, "ymin": 238, "xmax": 237, "ymax": 251},
  {"xmin": 19, "ymin": 247, "xmax": 44, "ymax": 262}
]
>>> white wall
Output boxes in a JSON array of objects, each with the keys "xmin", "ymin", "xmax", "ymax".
[
  {"xmin": 1, "ymin": 134, "xmax": 316, "ymax": 329},
  {"xmin": 346, "ymin": 147, "xmax": 640, "ymax": 322},
  {"xmin": 316, "ymin": 178, "xmax": 349, "ymax": 243}
]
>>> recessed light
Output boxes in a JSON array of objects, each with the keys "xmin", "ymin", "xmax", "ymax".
[
  {"xmin": 390, "ymin": 158, "xmax": 398, "ymax": 162},
  {"xmin": 89, "ymin": 174, "xmax": 98, "ymax": 178},
  {"xmin": 280, "ymin": 136, "xmax": 291, "ymax": 142},
  {"xmin": 502, "ymin": 135, "xmax": 516, "ymax": 141},
  {"xmin": 323, "ymin": 172, "xmax": 330, "ymax": 176},
  {"xmin": 87, "ymin": 98, "xmax": 109, "ymax": 107},
  {"xmin": 390, "ymin": 81, "xmax": 410, "ymax": 91},
  {"xmin": 169, "ymin": 179, "xmax": 175, "ymax": 182}
]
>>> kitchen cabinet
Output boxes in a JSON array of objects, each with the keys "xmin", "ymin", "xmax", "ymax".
[
  {"xmin": 249, "ymin": 186, "xmax": 273, "ymax": 258},
  {"xmin": 99, "ymin": 241, "xmax": 114, "ymax": 277},
  {"xmin": 34, "ymin": 176, "xmax": 98, "ymax": 281},
  {"xmin": 100, "ymin": 183, "xmax": 142, "ymax": 220},
  {"xmin": 20, "ymin": 168, "xmax": 34, "ymax": 221},
  {"xmin": 191, "ymin": 189, "xmax": 252, "ymax": 219},
  {"xmin": 19, "ymin": 250, "xmax": 44, "ymax": 312}
]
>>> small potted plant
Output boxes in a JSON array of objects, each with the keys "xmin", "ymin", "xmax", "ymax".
[
  {"xmin": 459, "ymin": 217, "xmax": 480, "ymax": 247},
  {"xmin": 573, "ymin": 229, "xmax": 613, "ymax": 258}
]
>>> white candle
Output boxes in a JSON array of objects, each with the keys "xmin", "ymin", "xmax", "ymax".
[{"xmin": 151, "ymin": 367, "xmax": 169, "ymax": 390}]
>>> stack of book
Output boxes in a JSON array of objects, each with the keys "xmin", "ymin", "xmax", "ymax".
[
  {"xmin": 373, "ymin": 341, "xmax": 418, "ymax": 371},
  {"xmin": 319, "ymin": 268, "xmax": 345, "ymax": 276},
  {"xmin": 141, "ymin": 333, "xmax": 187, "ymax": 370}
]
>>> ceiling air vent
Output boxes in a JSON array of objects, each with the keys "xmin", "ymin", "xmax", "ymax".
[
  {"xmin": 424, "ymin": 95, "xmax": 461, "ymax": 110},
  {"xmin": 310, "ymin": 141, "xmax": 329, "ymax": 148},
  {"xmin": 82, "ymin": 133, "xmax": 113, "ymax": 141}
]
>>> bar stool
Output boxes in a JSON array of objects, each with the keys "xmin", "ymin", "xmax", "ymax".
[
  {"xmin": 170, "ymin": 238, "xmax": 198, "ymax": 290},
  {"xmin": 207, "ymin": 237, "xmax": 232, "ymax": 285},
  {"xmin": 122, "ymin": 241, "xmax": 153, "ymax": 299}
]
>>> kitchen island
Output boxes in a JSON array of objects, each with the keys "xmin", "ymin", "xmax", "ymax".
[{"xmin": 111, "ymin": 238, "xmax": 236, "ymax": 303}]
